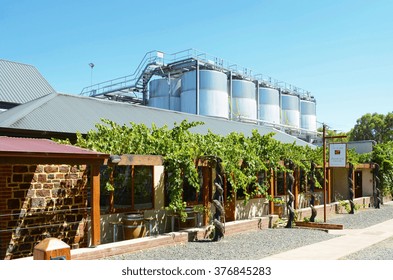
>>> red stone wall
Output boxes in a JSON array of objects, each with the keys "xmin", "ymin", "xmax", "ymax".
[{"xmin": 0, "ymin": 164, "xmax": 89, "ymax": 260}]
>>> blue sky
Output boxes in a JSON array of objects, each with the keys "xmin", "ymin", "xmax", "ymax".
[{"xmin": 1, "ymin": 0, "xmax": 392, "ymax": 132}]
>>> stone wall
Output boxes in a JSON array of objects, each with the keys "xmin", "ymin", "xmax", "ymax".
[{"xmin": 0, "ymin": 164, "xmax": 89, "ymax": 260}]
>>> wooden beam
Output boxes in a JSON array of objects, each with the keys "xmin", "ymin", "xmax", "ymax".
[
  {"xmin": 355, "ymin": 163, "xmax": 373, "ymax": 169},
  {"xmin": 117, "ymin": 154, "xmax": 163, "ymax": 166},
  {"xmin": 90, "ymin": 164, "xmax": 101, "ymax": 247},
  {"xmin": 295, "ymin": 221, "xmax": 343, "ymax": 230}
]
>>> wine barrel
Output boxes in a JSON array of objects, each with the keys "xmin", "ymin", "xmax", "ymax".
[{"xmin": 122, "ymin": 213, "xmax": 146, "ymax": 239}]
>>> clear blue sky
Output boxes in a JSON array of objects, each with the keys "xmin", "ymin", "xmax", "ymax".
[{"xmin": 1, "ymin": 0, "xmax": 392, "ymax": 133}]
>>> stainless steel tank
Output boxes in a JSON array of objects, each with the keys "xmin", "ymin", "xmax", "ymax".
[
  {"xmin": 181, "ymin": 70, "xmax": 228, "ymax": 118},
  {"xmin": 169, "ymin": 78, "xmax": 181, "ymax": 111},
  {"xmin": 300, "ymin": 96, "xmax": 317, "ymax": 132},
  {"xmin": 258, "ymin": 87, "xmax": 280, "ymax": 124},
  {"xmin": 231, "ymin": 79, "xmax": 257, "ymax": 121},
  {"xmin": 281, "ymin": 92, "xmax": 300, "ymax": 128},
  {"xmin": 148, "ymin": 78, "xmax": 181, "ymax": 111}
]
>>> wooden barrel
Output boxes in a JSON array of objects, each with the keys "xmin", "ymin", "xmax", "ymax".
[{"xmin": 122, "ymin": 213, "xmax": 146, "ymax": 239}]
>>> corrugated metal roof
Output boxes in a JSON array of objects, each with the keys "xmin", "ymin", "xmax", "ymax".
[
  {"xmin": 0, "ymin": 59, "xmax": 55, "ymax": 105},
  {"xmin": 0, "ymin": 136, "xmax": 108, "ymax": 156},
  {"xmin": 0, "ymin": 93, "xmax": 314, "ymax": 147}
]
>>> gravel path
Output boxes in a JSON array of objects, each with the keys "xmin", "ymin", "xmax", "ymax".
[
  {"xmin": 340, "ymin": 235, "xmax": 393, "ymax": 260},
  {"xmin": 102, "ymin": 202, "xmax": 393, "ymax": 260},
  {"xmin": 336, "ymin": 203, "xmax": 393, "ymax": 260}
]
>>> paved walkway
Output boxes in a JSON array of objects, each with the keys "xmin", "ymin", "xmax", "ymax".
[{"xmin": 261, "ymin": 217, "xmax": 393, "ymax": 260}]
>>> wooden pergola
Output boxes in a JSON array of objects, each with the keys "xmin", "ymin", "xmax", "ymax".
[{"xmin": 0, "ymin": 137, "xmax": 109, "ymax": 247}]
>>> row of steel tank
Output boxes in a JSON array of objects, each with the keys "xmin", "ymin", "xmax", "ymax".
[{"xmin": 148, "ymin": 69, "xmax": 316, "ymax": 132}]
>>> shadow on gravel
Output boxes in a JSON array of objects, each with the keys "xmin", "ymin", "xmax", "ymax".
[{"xmin": 193, "ymin": 239, "xmax": 215, "ymax": 243}]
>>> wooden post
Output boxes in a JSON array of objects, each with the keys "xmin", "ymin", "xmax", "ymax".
[
  {"xmin": 294, "ymin": 167, "xmax": 299, "ymax": 209},
  {"xmin": 323, "ymin": 124, "xmax": 327, "ymax": 222},
  {"xmin": 327, "ymin": 168, "xmax": 331, "ymax": 203},
  {"xmin": 109, "ymin": 167, "xmax": 114, "ymax": 213},
  {"xmin": 352, "ymin": 169, "xmax": 356, "ymax": 199},
  {"xmin": 202, "ymin": 166, "xmax": 211, "ymax": 225},
  {"xmin": 269, "ymin": 169, "xmax": 275, "ymax": 215},
  {"xmin": 90, "ymin": 164, "xmax": 101, "ymax": 247}
]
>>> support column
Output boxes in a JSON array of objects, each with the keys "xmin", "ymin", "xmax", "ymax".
[
  {"xmin": 294, "ymin": 167, "xmax": 299, "ymax": 209},
  {"xmin": 323, "ymin": 124, "xmax": 327, "ymax": 222},
  {"xmin": 196, "ymin": 61, "xmax": 200, "ymax": 115},
  {"xmin": 229, "ymin": 72, "xmax": 233, "ymax": 120},
  {"xmin": 327, "ymin": 168, "xmax": 331, "ymax": 203},
  {"xmin": 90, "ymin": 164, "xmax": 101, "ymax": 247},
  {"xmin": 202, "ymin": 166, "xmax": 211, "ymax": 226},
  {"xmin": 269, "ymin": 169, "xmax": 275, "ymax": 215}
]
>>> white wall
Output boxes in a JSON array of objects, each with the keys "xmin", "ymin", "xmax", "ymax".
[
  {"xmin": 235, "ymin": 197, "xmax": 269, "ymax": 220},
  {"xmin": 331, "ymin": 167, "xmax": 374, "ymax": 201},
  {"xmin": 331, "ymin": 167, "xmax": 349, "ymax": 201}
]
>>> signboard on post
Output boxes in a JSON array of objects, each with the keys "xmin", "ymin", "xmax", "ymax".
[{"xmin": 329, "ymin": 143, "xmax": 347, "ymax": 167}]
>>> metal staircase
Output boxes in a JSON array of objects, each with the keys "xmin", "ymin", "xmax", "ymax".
[{"xmin": 80, "ymin": 50, "xmax": 164, "ymax": 103}]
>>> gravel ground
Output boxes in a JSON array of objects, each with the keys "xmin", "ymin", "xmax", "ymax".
[
  {"xmin": 340, "ymin": 235, "xmax": 393, "ymax": 260},
  {"xmin": 337, "ymin": 202, "xmax": 393, "ymax": 260},
  {"xmin": 329, "ymin": 202, "xmax": 393, "ymax": 229},
  {"xmin": 102, "ymin": 202, "xmax": 393, "ymax": 260}
]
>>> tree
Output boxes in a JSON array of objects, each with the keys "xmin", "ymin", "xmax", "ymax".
[
  {"xmin": 349, "ymin": 112, "xmax": 393, "ymax": 143},
  {"xmin": 371, "ymin": 142, "xmax": 393, "ymax": 197}
]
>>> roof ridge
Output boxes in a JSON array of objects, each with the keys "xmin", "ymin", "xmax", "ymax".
[
  {"xmin": 0, "ymin": 58, "xmax": 36, "ymax": 68},
  {"xmin": 0, "ymin": 92, "xmax": 58, "ymax": 127},
  {"xmin": 0, "ymin": 59, "xmax": 56, "ymax": 103}
]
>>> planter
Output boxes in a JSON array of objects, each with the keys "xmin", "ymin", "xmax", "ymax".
[{"xmin": 274, "ymin": 204, "xmax": 283, "ymax": 218}]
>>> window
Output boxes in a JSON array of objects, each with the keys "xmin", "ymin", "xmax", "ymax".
[
  {"xmin": 185, "ymin": 167, "xmax": 204, "ymax": 204},
  {"xmin": 133, "ymin": 166, "xmax": 153, "ymax": 209},
  {"xmin": 276, "ymin": 171, "xmax": 285, "ymax": 196},
  {"xmin": 255, "ymin": 170, "xmax": 268, "ymax": 198},
  {"xmin": 100, "ymin": 165, "xmax": 154, "ymax": 213},
  {"xmin": 236, "ymin": 170, "xmax": 269, "ymax": 200},
  {"xmin": 165, "ymin": 167, "xmax": 205, "ymax": 207},
  {"xmin": 113, "ymin": 166, "xmax": 132, "ymax": 209}
]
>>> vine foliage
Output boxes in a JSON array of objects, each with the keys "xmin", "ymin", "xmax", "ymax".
[{"xmin": 63, "ymin": 118, "xmax": 328, "ymax": 218}]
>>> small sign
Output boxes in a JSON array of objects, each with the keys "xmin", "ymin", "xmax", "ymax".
[{"xmin": 329, "ymin": 143, "xmax": 347, "ymax": 167}]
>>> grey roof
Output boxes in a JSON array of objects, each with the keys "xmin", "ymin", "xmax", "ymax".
[
  {"xmin": 0, "ymin": 59, "xmax": 55, "ymax": 105},
  {"xmin": 347, "ymin": 140, "xmax": 376, "ymax": 154},
  {"xmin": 0, "ymin": 92, "xmax": 314, "ymax": 147}
]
